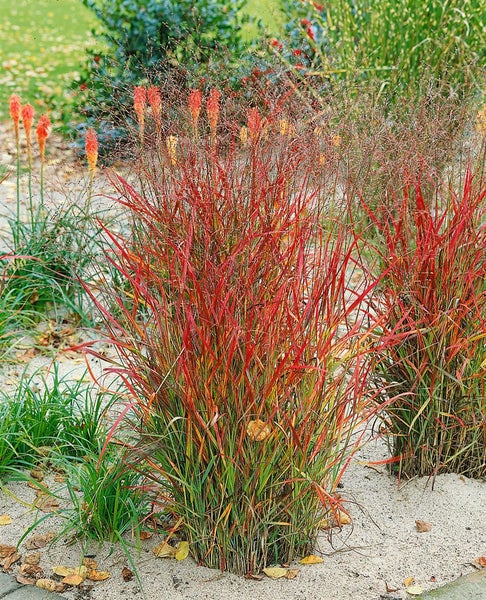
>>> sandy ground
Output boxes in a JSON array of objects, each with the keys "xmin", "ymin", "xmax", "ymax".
[{"xmin": 0, "ymin": 122, "xmax": 485, "ymax": 600}]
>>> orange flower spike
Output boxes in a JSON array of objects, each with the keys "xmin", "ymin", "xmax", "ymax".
[
  {"xmin": 85, "ymin": 128, "xmax": 99, "ymax": 173},
  {"xmin": 147, "ymin": 86, "xmax": 162, "ymax": 127},
  {"xmin": 21, "ymin": 103, "xmax": 35, "ymax": 148},
  {"xmin": 133, "ymin": 86, "xmax": 147, "ymax": 141},
  {"xmin": 247, "ymin": 107, "xmax": 262, "ymax": 144},
  {"xmin": 9, "ymin": 94, "xmax": 21, "ymax": 140},
  {"xmin": 188, "ymin": 89, "xmax": 202, "ymax": 133},
  {"xmin": 36, "ymin": 114, "xmax": 51, "ymax": 163},
  {"xmin": 207, "ymin": 89, "xmax": 221, "ymax": 141}
]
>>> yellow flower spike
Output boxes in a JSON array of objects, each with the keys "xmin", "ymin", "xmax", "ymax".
[
  {"xmin": 239, "ymin": 125, "xmax": 248, "ymax": 146},
  {"xmin": 166, "ymin": 135, "xmax": 178, "ymax": 165}
]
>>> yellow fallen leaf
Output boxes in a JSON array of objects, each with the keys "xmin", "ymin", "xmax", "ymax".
[
  {"xmin": 36, "ymin": 579, "xmax": 62, "ymax": 592},
  {"xmin": 299, "ymin": 555, "xmax": 324, "ymax": 565},
  {"xmin": 153, "ymin": 541, "xmax": 177, "ymax": 558},
  {"xmin": 82, "ymin": 558, "xmax": 98, "ymax": 571},
  {"xmin": 53, "ymin": 565, "xmax": 75, "ymax": 577},
  {"xmin": 404, "ymin": 577, "xmax": 415, "ymax": 587},
  {"xmin": 337, "ymin": 510, "xmax": 351, "ymax": 525},
  {"xmin": 263, "ymin": 567, "xmax": 288, "ymax": 579},
  {"xmin": 88, "ymin": 570, "xmax": 111, "ymax": 581},
  {"xmin": 406, "ymin": 584, "xmax": 424, "ymax": 595},
  {"xmin": 0, "ymin": 515, "xmax": 13, "ymax": 525},
  {"xmin": 247, "ymin": 419, "xmax": 272, "ymax": 441},
  {"xmin": 175, "ymin": 541, "xmax": 190, "ymax": 561}
]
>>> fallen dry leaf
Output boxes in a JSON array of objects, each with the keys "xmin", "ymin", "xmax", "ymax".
[
  {"xmin": 477, "ymin": 557, "xmax": 486, "ymax": 567},
  {"xmin": 263, "ymin": 567, "xmax": 288, "ymax": 579},
  {"xmin": 2, "ymin": 552, "xmax": 21, "ymax": 570},
  {"xmin": 53, "ymin": 565, "xmax": 75, "ymax": 577},
  {"xmin": 139, "ymin": 531, "xmax": 153, "ymax": 540},
  {"xmin": 285, "ymin": 568, "xmax": 299, "ymax": 579},
  {"xmin": 385, "ymin": 582, "xmax": 399, "ymax": 593},
  {"xmin": 319, "ymin": 509, "xmax": 351, "ymax": 529},
  {"xmin": 299, "ymin": 555, "xmax": 324, "ymax": 565},
  {"xmin": 54, "ymin": 474, "xmax": 66, "ymax": 483},
  {"xmin": 82, "ymin": 558, "xmax": 98, "ymax": 571},
  {"xmin": 406, "ymin": 584, "xmax": 424, "ymax": 596},
  {"xmin": 246, "ymin": 419, "xmax": 272, "ymax": 441},
  {"xmin": 244, "ymin": 573, "xmax": 264, "ymax": 581},
  {"xmin": 34, "ymin": 492, "xmax": 60, "ymax": 513},
  {"xmin": 88, "ymin": 570, "xmax": 111, "ymax": 581},
  {"xmin": 121, "ymin": 567, "xmax": 134, "ymax": 582},
  {"xmin": 415, "ymin": 519, "xmax": 431, "ymax": 533},
  {"xmin": 0, "ymin": 545, "xmax": 16, "ymax": 558},
  {"xmin": 16, "ymin": 574, "xmax": 36, "ymax": 585},
  {"xmin": 25, "ymin": 531, "xmax": 56, "ymax": 549},
  {"xmin": 153, "ymin": 541, "xmax": 177, "ymax": 558},
  {"xmin": 0, "ymin": 515, "xmax": 13, "ymax": 525},
  {"xmin": 62, "ymin": 573, "xmax": 84, "ymax": 586},
  {"xmin": 30, "ymin": 469, "xmax": 45, "ymax": 482},
  {"xmin": 36, "ymin": 578, "xmax": 65, "ymax": 592},
  {"xmin": 404, "ymin": 577, "xmax": 415, "ymax": 587},
  {"xmin": 175, "ymin": 541, "xmax": 190, "ymax": 561},
  {"xmin": 19, "ymin": 563, "xmax": 43, "ymax": 577},
  {"xmin": 23, "ymin": 552, "xmax": 41, "ymax": 566}
]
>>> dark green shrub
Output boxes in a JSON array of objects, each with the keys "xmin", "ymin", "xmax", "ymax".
[{"xmin": 75, "ymin": 0, "xmax": 251, "ymax": 149}]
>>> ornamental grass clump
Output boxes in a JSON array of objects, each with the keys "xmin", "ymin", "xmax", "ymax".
[
  {"xmin": 90, "ymin": 90, "xmax": 384, "ymax": 574},
  {"xmin": 365, "ymin": 170, "xmax": 486, "ymax": 479}
]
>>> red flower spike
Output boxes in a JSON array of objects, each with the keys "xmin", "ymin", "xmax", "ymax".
[
  {"xmin": 85, "ymin": 128, "xmax": 98, "ymax": 172},
  {"xmin": 21, "ymin": 103, "xmax": 35, "ymax": 147},
  {"xmin": 36, "ymin": 114, "xmax": 51, "ymax": 163},
  {"xmin": 207, "ymin": 89, "xmax": 221, "ymax": 140},
  {"xmin": 147, "ymin": 86, "xmax": 162, "ymax": 125},
  {"xmin": 133, "ymin": 86, "xmax": 147, "ymax": 140},
  {"xmin": 9, "ymin": 94, "xmax": 21, "ymax": 138},
  {"xmin": 247, "ymin": 107, "xmax": 262, "ymax": 144},
  {"xmin": 189, "ymin": 89, "xmax": 202, "ymax": 133}
]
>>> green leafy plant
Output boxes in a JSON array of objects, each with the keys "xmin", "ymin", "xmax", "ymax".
[
  {"xmin": 278, "ymin": 0, "xmax": 485, "ymax": 101},
  {"xmin": 0, "ymin": 365, "xmax": 116, "ymax": 478},
  {"xmin": 365, "ymin": 169, "xmax": 486, "ymax": 479},
  {"xmin": 87, "ymin": 89, "xmax": 387, "ymax": 575}
]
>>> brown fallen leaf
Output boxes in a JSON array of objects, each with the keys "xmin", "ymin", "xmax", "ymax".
[
  {"xmin": 299, "ymin": 555, "xmax": 324, "ymax": 565},
  {"xmin": 25, "ymin": 531, "xmax": 56, "ymax": 549},
  {"xmin": 30, "ymin": 469, "xmax": 45, "ymax": 482},
  {"xmin": 415, "ymin": 519, "xmax": 431, "ymax": 533},
  {"xmin": 0, "ymin": 545, "xmax": 16, "ymax": 558},
  {"xmin": 34, "ymin": 492, "xmax": 60, "ymax": 513},
  {"xmin": 247, "ymin": 419, "xmax": 272, "ymax": 441},
  {"xmin": 88, "ymin": 570, "xmax": 111, "ymax": 581},
  {"xmin": 385, "ymin": 582, "xmax": 399, "ymax": 593},
  {"xmin": 121, "ymin": 567, "xmax": 134, "ymax": 582},
  {"xmin": 244, "ymin": 573, "xmax": 264, "ymax": 581},
  {"xmin": 19, "ymin": 563, "xmax": 43, "ymax": 577},
  {"xmin": 263, "ymin": 567, "xmax": 288, "ymax": 579},
  {"xmin": 285, "ymin": 568, "xmax": 299, "ymax": 579},
  {"xmin": 54, "ymin": 474, "xmax": 66, "ymax": 483},
  {"xmin": 22, "ymin": 552, "xmax": 41, "ymax": 566},
  {"xmin": 37, "ymin": 578, "xmax": 66, "ymax": 592},
  {"xmin": 153, "ymin": 541, "xmax": 177, "ymax": 558},
  {"xmin": 2, "ymin": 552, "xmax": 21, "ymax": 570},
  {"xmin": 82, "ymin": 558, "xmax": 98, "ymax": 571},
  {"xmin": 472, "ymin": 556, "xmax": 486, "ymax": 568},
  {"xmin": 0, "ymin": 515, "xmax": 13, "ymax": 525},
  {"xmin": 62, "ymin": 573, "xmax": 84, "ymax": 586},
  {"xmin": 139, "ymin": 531, "xmax": 153, "ymax": 540},
  {"xmin": 16, "ymin": 574, "xmax": 36, "ymax": 585},
  {"xmin": 175, "ymin": 541, "xmax": 189, "ymax": 561}
]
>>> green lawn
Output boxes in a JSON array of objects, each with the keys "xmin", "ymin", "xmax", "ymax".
[
  {"xmin": 0, "ymin": 0, "xmax": 285, "ymax": 122},
  {"xmin": 0, "ymin": 0, "xmax": 99, "ymax": 120}
]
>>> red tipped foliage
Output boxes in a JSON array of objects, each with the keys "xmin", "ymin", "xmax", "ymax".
[{"xmin": 89, "ymin": 98, "xmax": 384, "ymax": 573}]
